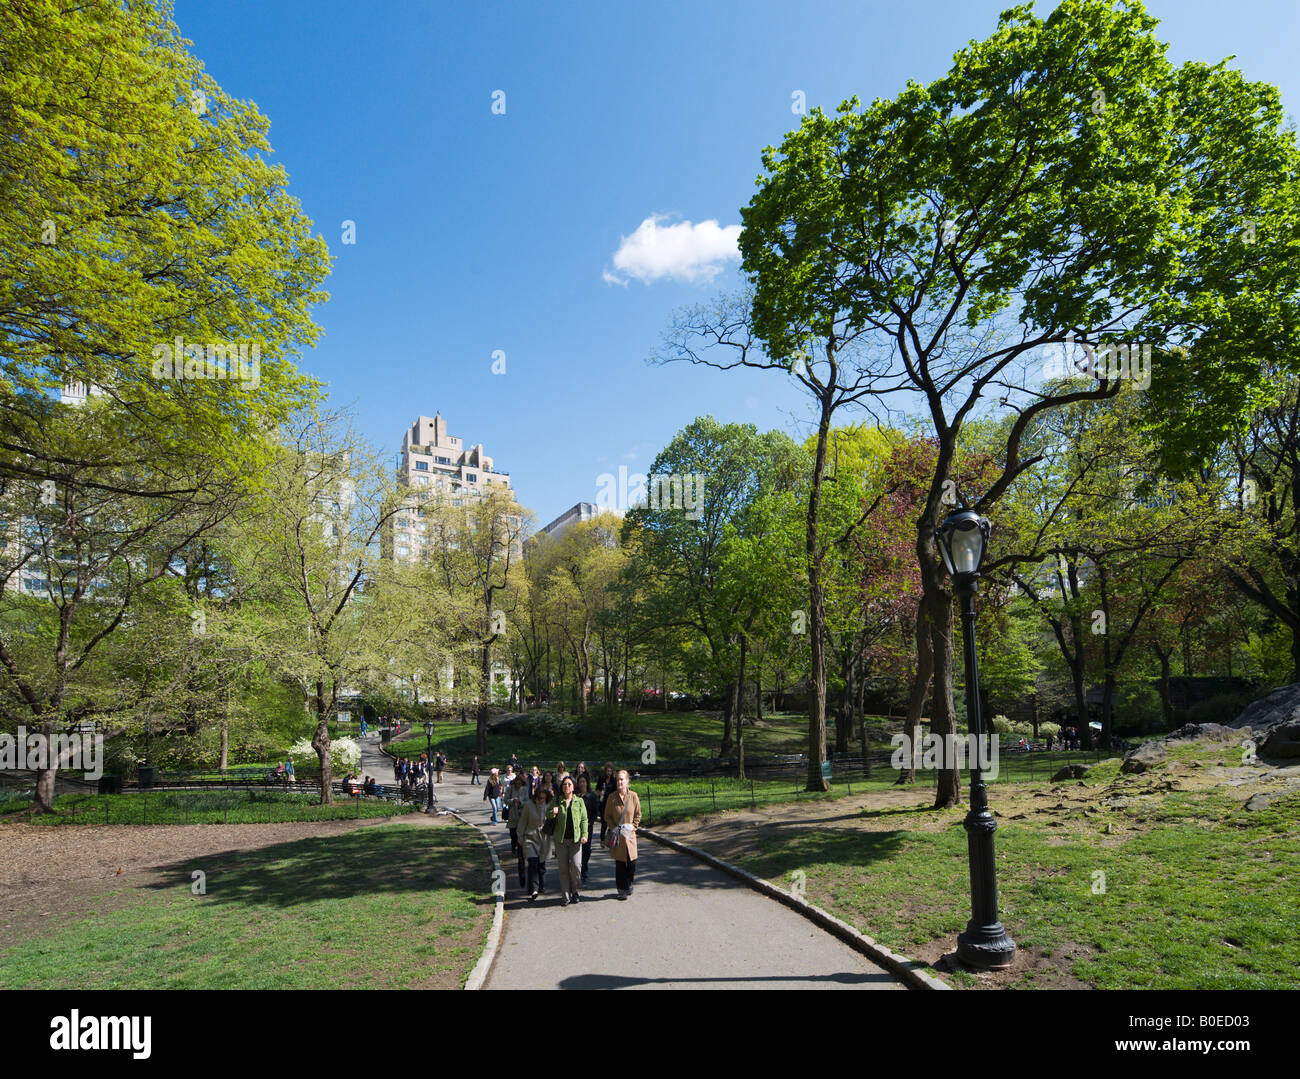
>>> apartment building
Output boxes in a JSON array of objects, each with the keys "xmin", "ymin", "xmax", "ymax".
[{"xmin": 384, "ymin": 413, "xmax": 513, "ymax": 563}]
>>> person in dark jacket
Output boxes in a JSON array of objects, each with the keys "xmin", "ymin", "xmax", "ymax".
[
  {"xmin": 482, "ymin": 769, "xmax": 503, "ymax": 823},
  {"xmin": 576, "ymin": 773, "xmax": 599, "ymax": 883}
]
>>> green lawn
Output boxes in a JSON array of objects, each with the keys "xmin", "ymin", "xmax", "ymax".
[
  {"xmin": 690, "ymin": 760, "xmax": 1300, "ymax": 989},
  {"xmin": 1, "ymin": 788, "xmax": 416, "ymax": 826},
  {"xmin": 0, "ymin": 821, "xmax": 492, "ymax": 989},
  {"xmin": 388, "ymin": 709, "xmax": 907, "ymax": 772}
]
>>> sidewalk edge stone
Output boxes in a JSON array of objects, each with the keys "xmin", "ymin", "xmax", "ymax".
[
  {"xmin": 640, "ymin": 827, "xmax": 950, "ymax": 991},
  {"xmin": 449, "ymin": 810, "xmax": 505, "ymax": 991}
]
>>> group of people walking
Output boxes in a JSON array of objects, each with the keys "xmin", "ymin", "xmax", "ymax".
[
  {"xmin": 391, "ymin": 750, "xmax": 445, "ymax": 793},
  {"xmin": 488, "ymin": 760, "xmax": 641, "ymax": 904}
]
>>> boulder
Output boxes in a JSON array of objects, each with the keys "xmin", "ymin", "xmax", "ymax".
[
  {"xmin": 1051, "ymin": 764, "xmax": 1091, "ymax": 781},
  {"xmin": 1121, "ymin": 740, "xmax": 1168, "ymax": 774},
  {"xmin": 1244, "ymin": 793, "xmax": 1276, "ymax": 812},
  {"xmin": 1259, "ymin": 720, "xmax": 1300, "ymax": 760},
  {"xmin": 1167, "ymin": 722, "xmax": 1236, "ymax": 742},
  {"xmin": 1229, "ymin": 684, "xmax": 1300, "ymax": 732}
]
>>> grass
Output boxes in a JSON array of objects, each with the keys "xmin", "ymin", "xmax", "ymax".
[
  {"xmin": 0, "ymin": 820, "xmax": 493, "ymax": 989},
  {"xmin": 386, "ymin": 709, "xmax": 870, "ymax": 770},
  {"xmin": 0, "ymin": 788, "xmax": 417, "ymax": 826},
  {"xmin": 696, "ymin": 768, "xmax": 1300, "ymax": 989}
]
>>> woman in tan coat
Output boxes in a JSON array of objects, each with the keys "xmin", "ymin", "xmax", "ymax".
[{"xmin": 603, "ymin": 769, "xmax": 642, "ymax": 899}]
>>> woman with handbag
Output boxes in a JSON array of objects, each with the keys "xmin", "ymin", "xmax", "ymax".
[
  {"xmin": 603, "ymin": 769, "xmax": 642, "ymax": 900},
  {"xmin": 515, "ymin": 784, "xmax": 554, "ymax": 900}
]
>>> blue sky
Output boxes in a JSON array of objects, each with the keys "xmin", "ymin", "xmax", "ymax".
[{"xmin": 174, "ymin": 0, "xmax": 1299, "ymax": 529}]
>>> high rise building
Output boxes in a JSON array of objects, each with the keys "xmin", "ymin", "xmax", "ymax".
[{"xmin": 385, "ymin": 413, "xmax": 513, "ymax": 563}]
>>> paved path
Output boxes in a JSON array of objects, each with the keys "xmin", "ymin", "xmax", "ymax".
[{"xmin": 360, "ymin": 736, "xmax": 901, "ymax": 990}]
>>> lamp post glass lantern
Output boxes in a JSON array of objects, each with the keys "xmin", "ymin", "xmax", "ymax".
[
  {"xmin": 423, "ymin": 720, "xmax": 435, "ymax": 812},
  {"xmin": 934, "ymin": 508, "xmax": 1016, "ymax": 970}
]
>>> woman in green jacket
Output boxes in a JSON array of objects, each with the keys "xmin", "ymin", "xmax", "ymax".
[{"xmin": 549, "ymin": 774, "xmax": 589, "ymax": 906}]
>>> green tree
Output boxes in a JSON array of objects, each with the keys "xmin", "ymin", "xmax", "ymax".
[{"xmin": 736, "ymin": 0, "xmax": 1298, "ymax": 805}]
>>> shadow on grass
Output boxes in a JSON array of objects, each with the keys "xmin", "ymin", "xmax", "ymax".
[{"xmin": 144, "ymin": 823, "xmax": 489, "ymax": 910}]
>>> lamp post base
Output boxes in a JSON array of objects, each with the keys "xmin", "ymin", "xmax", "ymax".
[{"xmin": 956, "ymin": 922, "xmax": 1017, "ymax": 970}]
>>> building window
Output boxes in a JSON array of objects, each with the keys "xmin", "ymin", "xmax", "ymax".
[
  {"xmin": 397, "ymin": 546, "xmax": 410, "ymax": 556},
  {"xmin": 467, "ymin": 474, "xmax": 477, "ymax": 483},
  {"xmin": 436, "ymin": 456, "xmax": 451, "ymax": 465},
  {"xmin": 397, "ymin": 518, "xmax": 409, "ymax": 528},
  {"xmin": 415, "ymin": 461, "xmax": 429, "ymax": 471}
]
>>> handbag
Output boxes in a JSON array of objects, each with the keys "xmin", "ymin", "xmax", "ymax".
[
  {"xmin": 605, "ymin": 792, "xmax": 629, "ymax": 849},
  {"xmin": 541, "ymin": 806, "xmax": 557, "ymax": 836}
]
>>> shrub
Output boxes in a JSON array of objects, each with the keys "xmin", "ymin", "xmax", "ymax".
[
  {"xmin": 513, "ymin": 712, "xmax": 580, "ymax": 739},
  {"xmin": 1039, "ymin": 722, "xmax": 1062, "ymax": 739},
  {"xmin": 289, "ymin": 737, "xmax": 361, "ymax": 774},
  {"xmin": 990, "ymin": 715, "xmax": 1012, "ymax": 735}
]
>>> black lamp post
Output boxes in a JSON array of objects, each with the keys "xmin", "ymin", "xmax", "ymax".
[
  {"xmin": 935, "ymin": 508, "xmax": 1016, "ymax": 971},
  {"xmin": 424, "ymin": 719, "xmax": 435, "ymax": 813}
]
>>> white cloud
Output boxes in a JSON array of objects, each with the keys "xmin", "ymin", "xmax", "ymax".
[{"xmin": 604, "ymin": 214, "xmax": 742, "ymax": 285}]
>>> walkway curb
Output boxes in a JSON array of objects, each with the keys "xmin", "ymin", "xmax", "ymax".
[
  {"xmin": 448, "ymin": 810, "xmax": 505, "ymax": 991},
  {"xmin": 640, "ymin": 828, "xmax": 951, "ymax": 991}
]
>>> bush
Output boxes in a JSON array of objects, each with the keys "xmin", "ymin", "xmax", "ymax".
[
  {"xmin": 990, "ymin": 715, "xmax": 1012, "ymax": 735},
  {"xmin": 1180, "ymin": 691, "xmax": 1255, "ymax": 730},
  {"xmin": 289, "ymin": 737, "xmax": 361, "ymax": 775},
  {"xmin": 1039, "ymin": 722, "xmax": 1062, "ymax": 739},
  {"xmin": 512, "ymin": 712, "xmax": 580, "ymax": 740}
]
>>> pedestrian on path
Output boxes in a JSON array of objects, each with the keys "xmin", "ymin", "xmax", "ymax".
[
  {"xmin": 549, "ymin": 775, "xmax": 588, "ymax": 906},
  {"xmin": 507, "ymin": 773, "xmax": 529, "ymax": 885},
  {"xmin": 552, "ymin": 762, "xmax": 570, "ymax": 800},
  {"xmin": 470, "ymin": 754, "xmax": 481, "ymax": 784},
  {"xmin": 483, "ymin": 769, "xmax": 503, "ymax": 823},
  {"xmin": 597, "ymin": 763, "xmax": 615, "ymax": 845},
  {"xmin": 604, "ymin": 769, "xmax": 642, "ymax": 900},
  {"xmin": 435, "ymin": 751, "xmax": 445, "ymax": 784},
  {"xmin": 360, "ymin": 717, "xmax": 367, "ymax": 738},
  {"xmin": 516, "ymin": 785, "xmax": 554, "ymax": 900},
  {"xmin": 528, "ymin": 765, "xmax": 541, "ymax": 795},
  {"xmin": 576, "ymin": 773, "xmax": 598, "ymax": 883}
]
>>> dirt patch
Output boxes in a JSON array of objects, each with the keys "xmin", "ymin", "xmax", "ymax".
[{"xmin": 0, "ymin": 816, "xmax": 399, "ymax": 939}]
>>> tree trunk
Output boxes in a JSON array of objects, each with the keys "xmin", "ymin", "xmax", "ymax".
[
  {"xmin": 805, "ymin": 389, "xmax": 834, "ymax": 792},
  {"xmin": 219, "ymin": 719, "xmax": 229, "ymax": 773},
  {"xmin": 898, "ymin": 603, "xmax": 932, "ymax": 786},
  {"xmin": 477, "ymin": 641, "xmax": 491, "ymax": 756},
  {"xmin": 34, "ymin": 718, "xmax": 57, "ymax": 812},
  {"xmin": 736, "ymin": 637, "xmax": 748, "ymax": 780},
  {"xmin": 928, "ymin": 588, "xmax": 961, "ymax": 809},
  {"xmin": 835, "ymin": 647, "xmax": 853, "ymax": 756},
  {"xmin": 311, "ymin": 680, "xmax": 334, "ymax": 806},
  {"xmin": 719, "ymin": 682, "xmax": 735, "ymax": 758},
  {"xmin": 1154, "ymin": 644, "xmax": 1175, "ymax": 730}
]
